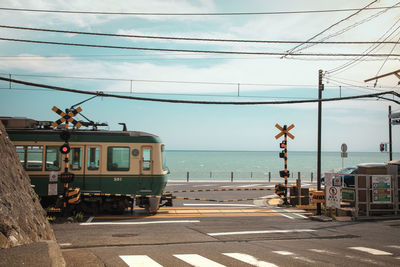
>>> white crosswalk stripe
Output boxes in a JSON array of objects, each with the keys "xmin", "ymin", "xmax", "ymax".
[
  {"xmin": 174, "ymin": 254, "xmax": 225, "ymax": 267},
  {"xmin": 349, "ymin": 246, "xmax": 393, "ymax": 255},
  {"xmin": 120, "ymin": 255, "xmax": 163, "ymax": 267},
  {"xmin": 119, "ymin": 245, "xmax": 400, "ymax": 266},
  {"xmin": 223, "ymin": 253, "xmax": 278, "ymax": 267}
]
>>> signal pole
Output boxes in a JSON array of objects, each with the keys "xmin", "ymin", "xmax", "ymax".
[{"xmin": 317, "ymin": 69, "xmax": 324, "ymax": 216}]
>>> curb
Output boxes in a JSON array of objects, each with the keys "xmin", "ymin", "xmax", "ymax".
[{"xmin": 45, "ymin": 240, "xmax": 66, "ymax": 267}]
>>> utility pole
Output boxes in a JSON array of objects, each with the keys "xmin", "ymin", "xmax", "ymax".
[
  {"xmin": 389, "ymin": 106, "xmax": 393, "ymax": 161},
  {"xmin": 317, "ymin": 69, "xmax": 324, "ymax": 216}
]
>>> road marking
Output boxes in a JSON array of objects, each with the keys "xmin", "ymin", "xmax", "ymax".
[
  {"xmin": 387, "ymin": 245, "xmax": 400, "ymax": 249},
  {"xmin": 223, "ymin": 253, "xmax": 278, "ymax": 267},
  {"xmin": 273, "ymin": 251, "xmax": 294, "ymax": 256},
  {"xmin": 59, "ymin": 243, "xmax": 72, "ymax": 247},
  {"xmin": 174, "ymin": 254, "xmax": 225, "ymax": 267},
  {"xmin": 80, "ymin": 220, "xmax": 200, "ymax": 226},
  {"xmin": 208, "ymin": 229, "xmax": 315, "ymax": 236},
  {"xmin": 349, "ymin": 247, "xmax": 393, "ymax": 255},
  {"xmin": 309, "ymin": 249, "xmax": 338, "ymax": 255},
  {"xmin": 237, "ymin": 184, "xmax": 264, "ymax": 188},
  {"xmin": 120, "ymin": 255, "xmax": 162, "ymax": 267},
  {"xmin": 183, "ymin": 203, "xmax": 257, "ymax": 207}
]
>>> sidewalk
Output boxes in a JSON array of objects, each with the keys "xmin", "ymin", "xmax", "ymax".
[{"xmin": 0, "ymin": 241, "xmax": 65, "ymax": 267}]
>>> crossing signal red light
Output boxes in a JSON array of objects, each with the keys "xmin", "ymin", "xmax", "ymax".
[
  {"xmin": 60, "ymin": 143, "xmax": 70, "ymax": 154},
  {"xmin": 280, "ymin": 141, "xmax": 286, "ymax": 149}
]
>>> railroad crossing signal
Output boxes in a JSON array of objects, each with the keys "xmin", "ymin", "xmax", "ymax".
[
  {"xmin": 275, "ymin": 123, "xmax": 295, "ymax": 140},
  {"xmin": 51, "ymin": 106, "xmax": 83, "ymax": 129},
  {"xmin": 275, "ymin": 123, "xmax": 295, "ymax": 205}
]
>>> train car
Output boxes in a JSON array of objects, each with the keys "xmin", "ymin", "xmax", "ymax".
[{"xmin": 1, "ymin": 117, "xmax": 169, "ymax": 214}]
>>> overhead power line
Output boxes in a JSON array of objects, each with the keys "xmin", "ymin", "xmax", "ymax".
[
  {"xmin": 284, "ymin": 0, "xmax": 379, "ymax": 56},
  {"xmin": 1, "ymin": 25, "xmax": 399, "ymax": 45},
  {"xmin": 0, "ymin": 6, "xmax": 400, "ymax": 16},
  {"xmin": 1, "ymin": 37, "xmax": 400, "ymax": 57},
  {"xmin": 1, "ymin": 76, "xmax": 399, "ymax": 105}
]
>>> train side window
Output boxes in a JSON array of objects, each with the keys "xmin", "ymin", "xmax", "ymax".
[
  {"xmin": 26, "ymin": 146, "xmax": 43, "ymax": 171},
  {"xmin": 142, "ymin": 148, "xmax": 152, "ymax": 171},
  {"xmin": 45, "ymin": 146, "xmax": 61, "ymax": 171},
  {"xmin": 70, "ymin": 148, "xmax": 82, "ymax": 170},
  {"xmin": 87, "ymin": 147, "xmax": 100, "ymax": 170},
  {"xmin": 107, "ymin": 147, "xmax": 130, "ymax": 171},
  {"xmin": 15, "ymin": 146, "xmax": 26, "ymax": 169}
]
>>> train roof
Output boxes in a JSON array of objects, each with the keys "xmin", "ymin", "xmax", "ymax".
[{"xmin": 1, "ymin": 117, "xmax": 162, "ymax": 144}]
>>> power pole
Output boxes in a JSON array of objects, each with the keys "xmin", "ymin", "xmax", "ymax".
[
  {"xmin": 389, "ymin": 106, "xmax": 393, "ymax": 161},
  {"xmin": 317, "ymin": 69, "xmax": 324, "ymax": 216}
]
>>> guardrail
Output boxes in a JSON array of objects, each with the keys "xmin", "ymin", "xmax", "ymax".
[{"xmin": 168, "ymin": 171, "xmax": 316, "ymax": 182}]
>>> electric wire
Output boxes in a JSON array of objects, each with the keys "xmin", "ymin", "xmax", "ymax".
[
  {"xmin": 326, "ymin": 18, "xmax": 400, "ymax": 75},
  {"xmin": 291, "ymin": 1, "xmax": 400, "ymax": 54},
  {"xmin": 1, "ymin": 37, "xmax": 399, "ymax": 57},
  {"xmin": 284, "ymin": 0, "xmax": 378, "ymax": 56},
  {"xmin": 0, "ymin": 76, "xmax": 399, "ymax": 105},
  {"xmin": 0, "ymin": 72, "xmax": 315, "ymax": 88},
  {"xmin": 1, "ymin": 25, "xmax": 399, "ymax": 45},
  {"xmin": 1, "ymin": 6, "xmax": 400, "ymax": 16}
]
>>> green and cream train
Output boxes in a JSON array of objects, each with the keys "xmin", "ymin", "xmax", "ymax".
[{"xmin": 1, "ymin": 117, "xmax": 169, "ymax": 214}]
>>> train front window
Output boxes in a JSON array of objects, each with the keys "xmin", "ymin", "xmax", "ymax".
[
  {"xmin": 70, "ymin": 148, "xmax": 82, "ymax": 170},
  {"xmin": 107, "ymin": 147, "xmax": 130, "ymax": 171},
  {"xmin": 87, "ymin": 147, "xmax": 100, "ymax": 170},
  {"xmin": 45, "ymin": 146, "xmax": 61, "ymax": 171},
  {"xmin": 161, "ymin": 144, "xmax": 167, "ymax": 171},
  {"xmin": 26, "ymin": 146, "xmax": 43, "ymax": 171}
]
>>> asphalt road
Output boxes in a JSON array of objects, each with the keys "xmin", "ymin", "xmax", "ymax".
[{"xmin": 53, "ymin": 181, "xmax": 400, "ymax": 266}]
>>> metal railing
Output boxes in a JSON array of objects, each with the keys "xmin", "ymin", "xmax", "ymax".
[{"xmin": 168, "ymin": 170, "xmax": 316, "ymax": 182}]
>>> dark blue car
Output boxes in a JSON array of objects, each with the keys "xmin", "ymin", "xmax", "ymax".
[{"xmin": 322, "ymin": 167, "xmax": 357, "ymax": 187}]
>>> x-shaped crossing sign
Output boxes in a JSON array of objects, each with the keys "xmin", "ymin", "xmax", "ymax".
[
  {"xmin": 51, "ymin": 106, "xmax": 82, "ymax": 129},
  {"xmin": 275, "ymin": 123, "xmax": 295, "ymax": 140}
]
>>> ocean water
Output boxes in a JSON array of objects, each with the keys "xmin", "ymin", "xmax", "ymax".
[{"xmin": 165, "ymin": 150, "xmax": 399, "ymax": 181}]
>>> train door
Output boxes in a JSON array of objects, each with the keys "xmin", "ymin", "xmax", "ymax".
[
  {"xmin": 84, "ymin": 146, "xmax": 102, "ymax": 191},
  {"xmin": 68, "ymin": 146, "xmax": 84, "ymax": 189}
]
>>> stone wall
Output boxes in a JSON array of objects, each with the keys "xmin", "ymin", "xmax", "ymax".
[{"xmin": 0, "ymin": 121, "xmax": 55, "ymax": 248}]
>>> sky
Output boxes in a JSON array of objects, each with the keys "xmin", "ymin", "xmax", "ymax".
[{"xmin": 0, "ymin": 0, "xmax": 399, "ymax": 152}]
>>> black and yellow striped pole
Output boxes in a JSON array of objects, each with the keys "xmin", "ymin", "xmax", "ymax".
[
  {"xmin": 52, "ymin": 106, "xmax": 82, "ymax": 213},
  {"xmin": 275, "ymin": 123, "xmax": 295, "ymax": 205}
]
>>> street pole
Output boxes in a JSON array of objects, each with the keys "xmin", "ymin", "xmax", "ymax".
[
  {"xmin": 317, "ymin": 70, "xmax": 323, "ymax": 216},
  {"xmin": 389, "ymin": 105, "xmax": 393, "ymax": 161}
]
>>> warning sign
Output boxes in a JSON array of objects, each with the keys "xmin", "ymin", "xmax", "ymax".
[{"xmin": 326, "ymin": 186, "xmax": 341, "ymax": 208}]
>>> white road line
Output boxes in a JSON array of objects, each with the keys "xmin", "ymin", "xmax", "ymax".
[
  {"xmin": 208, "ymin": 229, "xmax": 315, "ymax": 236},
  {"xmin": 80, "ymin": 220, "xmax": 200, "ymax": 226},
  {"xmin": 309, "ymin": 249, "xmax": 338, "ymax": 255},
  {"xmin": 387, "ymin": 245, "xmax": 400, "ymax": 249},
  {"xmin": 237, "ymin": 184, "xmax": 264, "ymax": 188},
  {"xmin": 349, "ymin": 247, "xmax": 393, "ymax": 256},
  {"xmin": 223, "ymin": 253, "xmax": 278, "ymax": 267},
  {"xmin": 273, "ymin": 251, "xmax": 294, "ymax": 256},
  {"xmin": 183, "ymin": 203, "xmax": 257, "ymax": 207},
  {"xmin": 174, "ymin": 254, "xmax": 225, "ymax": 267},
  {"xmin": 120, "ymin": 255, "xmax": 163, "ymax": 267}
]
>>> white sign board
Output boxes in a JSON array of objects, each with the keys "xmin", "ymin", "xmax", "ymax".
[
  {"xmin": 324, "ymin": 173, "xmax": 332, "ymax": 187},
  {"xmin": 326, "ymin": 186, "xmax": 341, "ymax": 208},
  {"xmin": 48, "ymin": 183, "xmax": 58, "ymax": 196}
]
